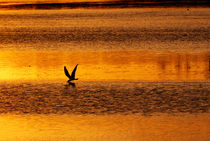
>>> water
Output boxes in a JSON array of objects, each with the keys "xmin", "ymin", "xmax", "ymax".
[
  {"xmin": 0, "ymin": 8, "xmax": 209, "ymax": 51},
  {"xmin": 0, "ymin": 8, "xmax": 210, "ymax": 140},
  {"xmin": 0, "ymin": 81, "xmax": 209, "ymax": 114}
]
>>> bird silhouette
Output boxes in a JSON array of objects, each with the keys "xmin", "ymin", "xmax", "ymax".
[{"xmin": 64, "ymin": 64, "xmax": 78, "ymax": 83}]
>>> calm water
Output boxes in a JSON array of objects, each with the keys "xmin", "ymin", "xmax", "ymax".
[{"xmin": 0, "ymin": 8, "xmax": 210, "ymax": 140}]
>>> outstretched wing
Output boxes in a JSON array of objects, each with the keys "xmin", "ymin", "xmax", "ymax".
[
  {"xmin": 64, "ymin": 66, "xmax": 71, "ymax": 79},
  {"xmin": 71, "ymin": 64, "xmax": 78, "ymax": 79}
]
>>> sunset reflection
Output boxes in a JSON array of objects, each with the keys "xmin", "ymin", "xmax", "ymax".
[
  {"xmin": 0, "ymin": 50, "xmax": 209, "ymax": 82},
  {"xmin": 0, "ymin": 114, "xmax": 209, "ymax": 141}
]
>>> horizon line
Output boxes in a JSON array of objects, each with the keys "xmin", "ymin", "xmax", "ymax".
[{"xmin": 0, "ymin": 1, "xmax": 209, "ymax": 10}]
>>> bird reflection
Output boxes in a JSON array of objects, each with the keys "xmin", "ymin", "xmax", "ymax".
[
  {"xmin": 68, "ymin": 82, "xmax": 76, "ymax": 87},
  {"xmin": 64, "ymin": 82, "xmax": 76, "ymax": 89}
]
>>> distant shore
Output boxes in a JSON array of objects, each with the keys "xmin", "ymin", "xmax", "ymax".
[{"xmin": 0, "ymin": 1, "xmax": 209, "ymax": 10}]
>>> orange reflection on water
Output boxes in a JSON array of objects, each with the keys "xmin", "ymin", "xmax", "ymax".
[
  {"xmin": 0, "ymin": 50, "xmax": 209, "ymax": 82},
  {"xmin": 0, "ymin": 114, "xmax": 209, "ymax": 141}
]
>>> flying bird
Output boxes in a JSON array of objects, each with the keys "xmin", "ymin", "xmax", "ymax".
[{"xmin": 64, "ymin": 64, "xmax": 78, "ymax": 83}]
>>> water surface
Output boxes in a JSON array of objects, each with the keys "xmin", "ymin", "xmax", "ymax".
[
  {"xmin": 0, "ymin": 8, "xmax": 210, "ymax": 141},
  {"xmin": 0, "ymin": 114, "xmax": 209, "ymax": 141},
  {"xmin": 0, "ymin": 50, "xmax": 209, "ymax": 82},
  {"xmin": 0, "ymin": 8, "xmax": 209, "ymax": 51}
]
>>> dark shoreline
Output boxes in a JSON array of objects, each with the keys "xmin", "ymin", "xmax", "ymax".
[{"xmin": 0, "ymin": 1, "xmax": 209, "ymax": 10}]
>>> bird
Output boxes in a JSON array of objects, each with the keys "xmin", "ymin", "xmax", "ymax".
[{"xmin": 64, "ymin": 64, "xmax": 78, "ymax": 83}]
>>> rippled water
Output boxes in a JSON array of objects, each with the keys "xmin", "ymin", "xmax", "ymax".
[
  {"xmin": 0, "ymin": 8, "xmax": 209, "ymax": 51},
  {"xmin": 0, "ymin": 81, "xmax": 209, "ymax": 114},
  {"xmin": 0, "ymin": 8, "xmax": 210, "ymax": 140}
]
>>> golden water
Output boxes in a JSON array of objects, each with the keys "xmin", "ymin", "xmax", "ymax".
[
  {"xmin": 0, "ymin": 114, "xmax": 209, "ymax": 141},
  {"xmin": 0, "ymin": 50, "xmax": 209, "ymax": 82},
  {"xmin": 0, "ymin": 8, "xmax": 209, "ymax": 141}
]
